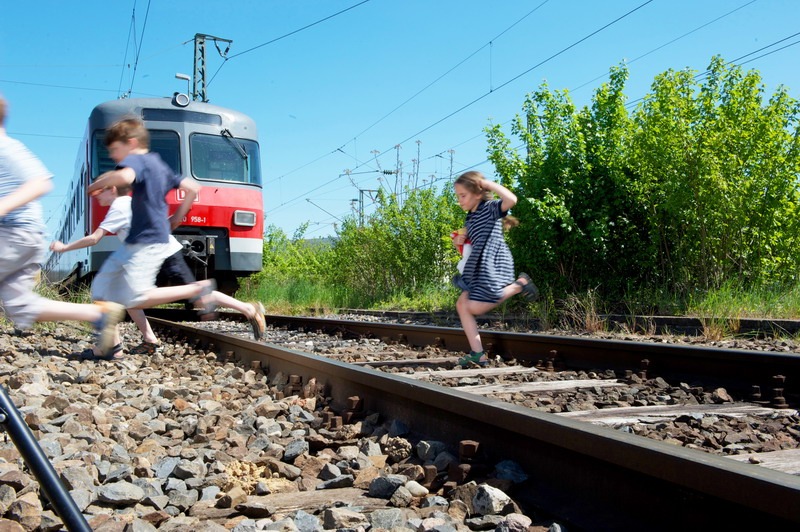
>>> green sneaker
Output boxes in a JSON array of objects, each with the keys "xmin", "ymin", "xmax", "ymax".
[{"xmin": 457, "ymin": 351, "xmax": 488, "ymax": 367}]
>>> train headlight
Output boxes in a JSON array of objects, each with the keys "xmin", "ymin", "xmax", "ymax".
[{"xmin": 233, "ymin": 210, "xmax": 256, "ymax": 227}]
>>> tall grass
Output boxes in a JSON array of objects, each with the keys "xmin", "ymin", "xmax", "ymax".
[{"xmin": 687, "ymin": 282, "xmax": 800, "ymax": 319}]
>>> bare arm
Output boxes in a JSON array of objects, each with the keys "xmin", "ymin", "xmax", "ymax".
[
  {"xmin": 50, "ymin": 227, "xmax": 108, "ymax": 253},
  {"xmin": 87, "ymin": 167, "xmax": 135, "ymax": 195},
  {"xmin": 480, "ymin": 179, "xmax": 517, "ymax": 212},
  {"xmin": 169, "ymin": 177, "xmax": 201, "ymax": 230},
  {"xmin": 0, "ymin": 175, "xmax": 52, "ymax": 217}
]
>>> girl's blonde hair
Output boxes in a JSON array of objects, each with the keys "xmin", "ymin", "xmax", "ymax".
[{"xmin": 455, "ymin": 170, "xmax": 519, "ymax": 229}]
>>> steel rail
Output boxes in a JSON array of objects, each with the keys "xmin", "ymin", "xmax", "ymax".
[
  {"xmin": 247, "ymin": 314, "xmax": 800, "ymax": 398},
  {"xmin": 151, "ymin": 317, "xmax": 800, "ymax": 530}
]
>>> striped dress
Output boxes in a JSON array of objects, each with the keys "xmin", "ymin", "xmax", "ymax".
[{"xmin": 461, "ymin": 199, "xmax": 515, "ymax": 303}]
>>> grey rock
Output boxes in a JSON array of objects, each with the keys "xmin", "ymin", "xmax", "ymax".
[
  {"xmin": 293, "ymin": 509, "xmax": 323, "ymax": 532},
  {"xmin": 316, "ymin": 474, "xmax": 354, "ymax": 489},
  {"xmin": 174, "ymin": 459, "xmax": 207, "ymax": 479},
  {"xmin": 263, "ymin": 517, "xmax": 300, "ymax": 532},
  {"xmin": 369, "ymin": 474, "xmax": 406, "ymax": 498},
  {"xmin": 496, "ymin": 513, "xmax": 532, "ymax": 532},
  {"xmin": 318, "ymin": 462, "xmax": 342, "ymax": 480},
  {"xmin": 421, "ymin": 495, "xmax": 449, "ymax": 508},
  {"xmin": 369, "ymin": 508, "xmax": 407, "ymax": 529},
  {"xmin": 283, "ymin": 439, "xmax": 309, "ymax": 462},
  {"xmin": 389, "ymin": 485, "xmax": 413, "ymax": 507},
  {"xmin": 97, "ymin": 481, "xmax": 146, "ymax": 505},
  {"xmin": 153, "ymin": 456, "xmax": 181, "ymax": 479},
  {"xmin": 322, "ymin": 507, "xmax": 369, "ymax": 530},
  {"xmin": 168, "ymin": 488, "xmax": 198, "ymax": 511},
  {"xmin": 472, "ymin": 484, "xmax": 511, "ymax": 516},
  {"xmin": 493, "ymin": 460, "xmax": 528, "ymax": 484},
  {"xmin": 416, "ymin": 440, "xmax": 447, "ymax": 461}
]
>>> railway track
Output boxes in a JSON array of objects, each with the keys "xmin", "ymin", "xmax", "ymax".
[{"xmin": 144, "ymin": 312, "xmax": 800, "ymax": 530}]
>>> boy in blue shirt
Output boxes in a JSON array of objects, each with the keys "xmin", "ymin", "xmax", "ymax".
[{"xmin": 87, "ymin": 118, "xmax": 221, "ymax": 356}]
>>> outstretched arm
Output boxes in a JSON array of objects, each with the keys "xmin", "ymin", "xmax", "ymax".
[
  {"xmin": 480, "ymin": 178, "xmax": 517, "ymax": 212},
  {"xmin": 0, "ymin": 175, "xmax": 52, "ymax": 217},
  {"xmin": 50, "ymin": 227, "xmax": 108, "ymax": 253},
  {"xmin": 88, "ymin": 167, "xmax": 135, "ymax": 195}
]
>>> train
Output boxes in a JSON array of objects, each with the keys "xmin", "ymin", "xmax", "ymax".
[{"xmin": 45, "ymin": 94, "xmax": 264, "ymax": 294}]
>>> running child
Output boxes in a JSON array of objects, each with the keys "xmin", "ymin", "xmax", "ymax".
[
  {"xmin": 50, "ymin": 183, "xmax": 266, "ymax": 349},
  {"xmin": 451, "ymin": 170, "xmax": 538, "ymax": 367},
  {"xmin": 0, "ymin": 95, "xmax": 125, "ymax": 356},
  {"xmin": 50, "ymin": 184, "xmax": 160, "ymax": 352},
  {"xmin": 85, "ymin": 117, "xmax": 227, "ymax": 358}
]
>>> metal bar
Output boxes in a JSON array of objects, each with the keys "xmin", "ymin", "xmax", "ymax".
[{"xmin": 0, "ymin": 386, "xmax": 90, "ymax": 532}]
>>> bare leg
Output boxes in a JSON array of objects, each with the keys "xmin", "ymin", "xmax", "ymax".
[
  {"xmin": 127, "ymin": 308, "xmax": 159, "ymax": 343},
  {"xmin": 36, "ymin": 301, "xmax": 104, "ymax": 323},
  {"xmin": 131, "ymin": 279, "xmax": 213, "ymax": 308},
  {"xmin": 210, "ymin": 292, "xmax": 255, "ymax": 317},
  {"xmin": 456, "ymin": 292, "xmax": 497, "ymax": 352},
  {"xmin": 456, "ymin": 276, "xmax": 529, "ymax": 352}
]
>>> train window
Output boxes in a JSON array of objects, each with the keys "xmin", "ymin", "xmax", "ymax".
[
  {"xmin": 150, "ymin": 131, "xmax": 181, "ymax": 175},
  {"xmin": 190, "ymin": 133, "xmax": 261, "ymax": 185},
  {"xmin": 91, "ymin": 130, "xmax": 181, "ymax": 178}
]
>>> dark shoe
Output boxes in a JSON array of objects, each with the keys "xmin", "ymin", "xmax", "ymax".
[
  {"xmin": 129, "ymin": 341, "xmax": 162, "ymax": 355},
  {"xmin": 93, "ymin": 301, "xmax": 125, "ymax": 357},
  {"xmin": 94, "ymin": 343, "xmax": 123, "ymax": 361},
  {"xmin": 248, "ymin": 301, "xmax": 266, "ymax": 341},
  {"xmin": 457, "ymin": 351, "xmax": 488, "ymax": 367},
  {"xmin": 189, "ymin": 279, "xmax": 218, "ymax": 319},
  {"xmin": 515, "ymin": 273, "xmax": 539, "ymax": 302}
]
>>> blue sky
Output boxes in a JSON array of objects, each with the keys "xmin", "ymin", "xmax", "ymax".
[{"xmin": 2, "ymin": 0, "xmax": 799, "ymax": 239}]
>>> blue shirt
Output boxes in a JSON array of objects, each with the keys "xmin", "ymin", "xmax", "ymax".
[{"xmin": 119, "ymin": 152, "xmax": 183, "ymax": 244}]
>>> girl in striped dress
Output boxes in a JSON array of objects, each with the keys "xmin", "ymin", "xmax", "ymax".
[{"xmin": 451, "ymin": 171, "xmax": 538, "ymax": 366}]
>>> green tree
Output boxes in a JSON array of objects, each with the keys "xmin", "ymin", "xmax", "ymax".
[
  {"xmin": 487, "ymin": 57, "xmax": 800, "ymax": 300},
  {"xmin": 329, "ymin": 186, "xmax": 462, "ymax": 300},
  {"xmin": 629, "ymin": 56, "xmax": 800, "ymax": 289}
]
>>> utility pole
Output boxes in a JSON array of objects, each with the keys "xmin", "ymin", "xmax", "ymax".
[
  {"xmin": 192, "ymin": 33, "xmax": 232, "ymax": 102},
  {"xmin": 357, "ymin": 189, "xmax": 378, "ymax": 226}
]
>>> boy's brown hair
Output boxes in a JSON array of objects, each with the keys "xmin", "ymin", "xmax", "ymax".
[{"xmin": 104, "ymin": 117, "xmax": 150, "ymax": 149}]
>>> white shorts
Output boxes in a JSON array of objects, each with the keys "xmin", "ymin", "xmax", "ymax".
[
  {"xmin": 0, "ymin": 227, "xmax": 47, "ymax": 329},
  {"xmin": 91, "ymin": 242, "xmax": 174, "ymax": 308}
]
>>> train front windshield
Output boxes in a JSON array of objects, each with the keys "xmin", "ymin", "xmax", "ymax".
[{"xmin": 190, "ymin": 133, "xmax": 261, "ymax": 185}]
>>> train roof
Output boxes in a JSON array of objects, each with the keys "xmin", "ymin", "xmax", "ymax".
[{"xmin": 88, "ymin": 97, "xmax": 258, "ymax": 138}]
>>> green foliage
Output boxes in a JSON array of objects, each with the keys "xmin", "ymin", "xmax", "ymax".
[
  {"xmin": 488, "ymin": 57, "xmax": 800, "ymax": 300},
  {"xmin": 329, "ymin": 187, "xmax": 462, "ymax": 300},
  {"xmin": 246, "ymin": 186, "xmax": 463, "ymax": 310}
]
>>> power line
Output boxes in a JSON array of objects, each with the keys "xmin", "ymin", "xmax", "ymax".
[
  {"xmin": 570, "ymin": 0, "xmax": 757, "ymax": 93},
  {"xmin": 327, "ymin": 0, "xmax": 655, "ymax": 185},
  {"xmin": 122, "ymin": 0, "xmax": 153, "ymax": 98},
  {"xmin": 0, "ymin": 79, "xmax": 122, "ymax": 94},
  {"xmin": 230, "ymin": 1, "xmax": 370, "ymax": 59},
  {"xmin": 625, "ymin": 29, "xmax": 800, "ymax": 108},
  {"xmin": 349, "ymin": 0, "xmax": 550, "ymax": 141},
  {"xmin": 206, "ymin": 0, "xmax": 371, "ymax": 88},
  {"xmin": 277, "ymin": 2, "xmax": 550, "ymax": 185}
]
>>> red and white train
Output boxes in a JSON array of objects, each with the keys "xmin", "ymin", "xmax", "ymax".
[{"xmin": 46, "ymin": 94, "xmax": 264, "ymax": 293}]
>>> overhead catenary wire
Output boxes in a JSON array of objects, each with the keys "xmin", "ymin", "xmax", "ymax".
[
  {"xmin": 266, "ymin": 0, "xmax": 655, "ymax": 216},
  {"xmin": 205, "ymin": 0, "xmax": 371, "ymax": 89},
  {"xmin": 120, "ymin": 0, "xmax": 153, "ymax": 99},
  {"xmin": 272, "ymin": 1, "xmax": 551, "ymax": 185}
]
